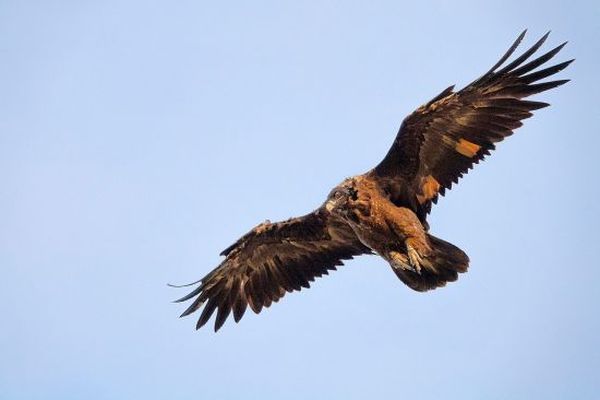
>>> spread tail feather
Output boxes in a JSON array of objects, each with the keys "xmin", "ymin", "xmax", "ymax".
[{"xmin": 393, "ymin": 234, "xmax": 469, "ymax": 292}]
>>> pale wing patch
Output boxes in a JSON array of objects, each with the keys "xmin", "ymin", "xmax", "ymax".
[
  {"xmin": 416, "ymin": 175, "xmax": 441, "ymax": 204},
  {"xmin": 455, "ymin": 139, "xmax": 481, "ymax": 157}
]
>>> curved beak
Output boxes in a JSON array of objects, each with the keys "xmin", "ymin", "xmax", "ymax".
[{"xmin": 325, "ymin": 199, "xmax": 336, "ymax": 212}]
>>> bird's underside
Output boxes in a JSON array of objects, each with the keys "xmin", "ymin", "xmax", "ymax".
[
  {"xmin": 174, "ymin": 30, "xmax": 572, "ymax": 331},
  {"xmin": 326, "ymin": 176, "xmax": 470, "ymax": 291}
]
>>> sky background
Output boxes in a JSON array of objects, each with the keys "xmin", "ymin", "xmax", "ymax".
[{"xmin": 1, "ymin": 1, "xmax": 599, "ymax": 399}]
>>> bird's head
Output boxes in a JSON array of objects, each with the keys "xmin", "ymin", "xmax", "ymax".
[{"xmin": 325, "ymin": 178, "xmax": 359, "ymax": 215}]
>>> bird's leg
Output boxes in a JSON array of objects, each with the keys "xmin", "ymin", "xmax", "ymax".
[
  {"xmin": 384, "ymin": 207, "xmax": 431, "ymax": 274},
  {"xmin": 388, "ymin": 249, "xmax": 422, "ymax": 274},
  {"xmin": 388, "ymin": 250, "xmax": 410, "ymax": 271},
  {"xmin": 405, "ymin": 238, "xmax": 424, "ymax": 274}
]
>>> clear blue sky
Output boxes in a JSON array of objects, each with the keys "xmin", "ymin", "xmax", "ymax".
[{"xmin": 1, "ymin": 1, "xmax": 598, "ymax": 399}]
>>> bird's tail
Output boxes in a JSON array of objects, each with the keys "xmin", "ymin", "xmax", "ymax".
[{"xmin": 393, "ymin": 234, "xmax": 469, "ymax": 292}]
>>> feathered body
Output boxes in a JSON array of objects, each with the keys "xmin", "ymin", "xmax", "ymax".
[
  {"xmin": 326, "ymin": 175, "xmax": 469, "ymax": 292},
  {"xmin": 174, "ymin": 31, "xmax": 572, "ymax": 331}
]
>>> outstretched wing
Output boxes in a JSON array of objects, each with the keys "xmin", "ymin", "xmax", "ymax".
[
  {"xmin": 373, "ymin": 31, "xmax": 572, "ymax": 221},
  {"xmin": 174, "ymin": 209, "xmax": 370, "ymax": 331}
]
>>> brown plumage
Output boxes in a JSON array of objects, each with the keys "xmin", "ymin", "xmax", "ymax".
[{"xmin": 175, "ymin": 31, "xmax": 572, "ymax": 331}]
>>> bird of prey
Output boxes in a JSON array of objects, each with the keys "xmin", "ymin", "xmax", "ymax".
[{"xmin": 174, "ymin": 31, "xmax": 572, "ymax": 331}]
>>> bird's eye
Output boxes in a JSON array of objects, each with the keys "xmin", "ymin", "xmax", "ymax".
[
  {"xmin": 334, "ymin": 191, "xmax": 342, "ymax": 199},
  {"xmin": 348, "ymin": 187, "xmax": 358, "ymax": 201}
]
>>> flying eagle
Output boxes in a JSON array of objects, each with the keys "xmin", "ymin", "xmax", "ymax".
[{"xmin": 174, "ymin": 31, "xmax": 572, "ymax": 331}]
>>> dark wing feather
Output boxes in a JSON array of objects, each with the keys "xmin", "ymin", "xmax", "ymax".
[
  {"xmin": 175, "ymin": 209, "xmax": 370, "ymax": 331},
  {"xmin": 373, "ymin": 31, "xmax": 572, "ymax": 221}
]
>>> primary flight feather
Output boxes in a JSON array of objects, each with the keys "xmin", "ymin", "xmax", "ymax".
[{"xmin": 175, "ymin": 31, "xmax": 572, "ymax": 331}]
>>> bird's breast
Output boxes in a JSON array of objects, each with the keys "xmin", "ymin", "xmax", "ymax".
[{"xmin": 344, "ymin": 198, "xmax": 396, "ymax": 249}]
